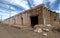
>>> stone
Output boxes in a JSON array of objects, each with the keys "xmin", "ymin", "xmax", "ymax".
[
  {"xmin": 43, "ymin": 28, "xmax": 49, "ymax": 32},
  {"xmin": 42, "ymin": 33, "xmax": 48, "ymax": 36},
  {"xmin": 34, "ymin": 28, "xmax": 42, "ymax": 33},
  {"xmin": 46, "ymin": 24, "xmax": 51, "ymax": 27}
]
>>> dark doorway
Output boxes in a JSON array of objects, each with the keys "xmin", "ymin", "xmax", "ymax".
[{"xmin": 30, "ymin": 16, "xmax": 38, "ymax": 28}]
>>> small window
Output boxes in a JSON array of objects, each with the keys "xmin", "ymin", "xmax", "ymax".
[
  {"xmin": 21, "ymin": 17, "xmax": 23, "ymax": 24},
  {"xmin": 54, "ymin": 16, "xmax": 56, "ymax": 21},
  {"xmin": 54, "ymin": 18, "xmax": 56, "ymax": 21}
]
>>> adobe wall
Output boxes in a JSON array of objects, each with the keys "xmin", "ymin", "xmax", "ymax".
[
  {"xmin": 2, "ymin": 5, "xmax": 44, "ymax": 28},
  {"xmin": 50, "ymin": 12, "xmax": 60, "ymax": 26},
  {"xmin": 2, "ymin": 4, "xmax": 59, "ymax": 28},
  {"xmin": 19, "ymin": 5, "xmax": 44, "ymax": 27},
  {"xmin": 42, "ymin": 6, "xmax": 59, "ymax": 26},
  {"xmin": 42, "ymin": 7, "xmax": 51, "ymax": 24}
]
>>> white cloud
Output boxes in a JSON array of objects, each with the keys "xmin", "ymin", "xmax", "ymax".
[
  {"xmin": 44, "ymin": 0, "xmax": 56, "ymax": 4},
  {"xmin": 0, "ymin": 13, "xmax": 9, "ymax": 20},
  {"xmin": 11, "ymin": 11, "xmax": 18, "ymax": 16},
  {"xmin": 5, "ymin": 0, "xmax": 30, "ymax": 9},
  {"xmin": 58, "ymin": 4, "xmax": 60, "ymax": 10},
  {"xmin": 48, "ymin": 0, "xmax": 56, "ymax": 3},
  {"xmin": 49, "ymin": 0, "xmax": 56, "ymax": 8},
  {"xmin": 0, "ymin": 0, "xmax": 28, "ymax": 20},
  {"xmin": 55, "ymin": 10, "xmax": 60, "ymax": 13},
  {"xmin": 33, "ymin": 0, "xmax": 43, "ymax": 6},
  {"xmin": 0, "ymin": 9, "xmax": 18, "ymax": 20},
  {"xmin": 0, "ymin": 3, "xmax": 16, "ymax": 11},
  {"xmin": 44, "ymin": 0, "xmax": 56, "ymax": 9},
  {"xmin": 0, "ymin": 3, "xmax": 9, "ymax": 9},
  {"xmin": 55, "ymin": 4, "xmax": 60, "ymax": 13},
  {"xmin": 1, "ymin": 0, "xmax": 59, "ymax": 20},
  {"xmin": 8, "ymin": 5, "xmax": 16, "ymax": 11},
  {"xmin": 5, "ymin": 0, "xmax": 44, "ymax": 9},
  {"xmin": 0, "ymin": 11, "xmax": 18, "ymax": 20},
  {"xmin": 0, "ymin": 9, "xmax": 9, "ymax": 13}
]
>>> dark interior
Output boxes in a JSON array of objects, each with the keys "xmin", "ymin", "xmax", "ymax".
[{"xmin": 30, "ymin": 16, "xmax": 38, "ymax": 28}]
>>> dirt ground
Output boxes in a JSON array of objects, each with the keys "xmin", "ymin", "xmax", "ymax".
[{"xmin": 0, "ymin": 23, "xmax": 60, "ymax": 38}]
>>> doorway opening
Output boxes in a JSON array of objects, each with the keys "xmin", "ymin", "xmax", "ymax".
[{"xmin": 30, "ymin": 15, "xmax": 38, "ymax": 28}]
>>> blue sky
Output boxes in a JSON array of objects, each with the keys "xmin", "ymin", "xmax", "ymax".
[{"xmin": 0, "ymin": 0, "xmax": 60, "ymax": 20}]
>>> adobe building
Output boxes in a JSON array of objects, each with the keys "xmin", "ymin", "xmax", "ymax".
[{"xmin": 2, "ymin": 4, "xmax": 60, "ymax": 28}]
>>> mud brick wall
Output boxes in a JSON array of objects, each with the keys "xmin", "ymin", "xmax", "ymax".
[
  {"xmin": 2, "ymin": 4, "xmax": 59, "ymax": 28},
  {"xmin": 42, "ymin": 6, "xmax": 59, "ymax": 26},
  {"xmin": 50, "ymin": 12, "xmax": 59, "ymax": 26},
  {"xmin": 43, "ymin": 7, "xmax": 51, "ymax": 24}
]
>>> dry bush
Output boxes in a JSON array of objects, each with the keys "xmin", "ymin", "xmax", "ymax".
[{"xmin": 52, "ymin": 26, "xmax": 60, "ymax": 32}]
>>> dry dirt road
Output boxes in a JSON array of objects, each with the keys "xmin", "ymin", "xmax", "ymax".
[{"xmin": 0, "ymin": 23, "xmax": 60, "ymax": 38}]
